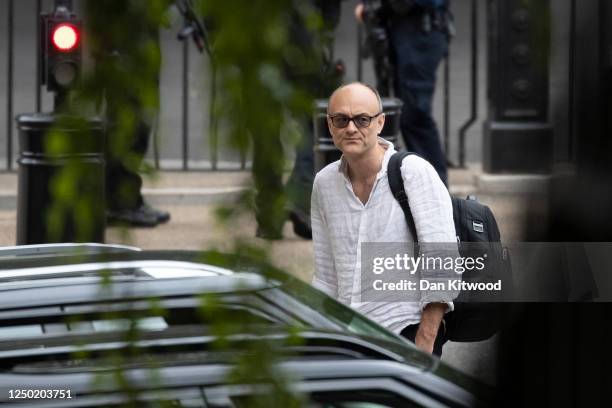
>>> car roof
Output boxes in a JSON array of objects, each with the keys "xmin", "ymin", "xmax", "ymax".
[
  {"xmin": 0, "ymin": 259, "xmax": 237, "ymax": 283},
  {"xmin": 0, "ymin": 243, "xmax": 272, "ymax": 292},
  {"xmin": 0, "ymin": 244, "xmax": 265, "ymax": 277},
  {"xmin": 0, "ymin": 244, "xmax": 489, "ymax": 405},
  {"xmin": 0, "ymin": 274, "xmax": 274, "ymax": 310},
  {"xmin": 0, "ymin": 243, "xmax": 142, "ymax": 258}
]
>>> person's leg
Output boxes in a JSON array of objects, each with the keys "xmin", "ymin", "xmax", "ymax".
[
  {"xmin": 129, "ymin": 113, "xmax": 170, "ymax": 224},
  {"xmin": 285, "ymin": 115, "xmax": 315, "ymax": 238},
  {"xmin": 105, "ymin": 107, "xmax": 160, "ymax": 227},
  {"xmin": 104, "ymin": 103, "xmax": 146, "ymax": 212},
  {"xmin": 105, "ymin": 29, "xmax": 169, "ymax": 226},
  {"xmin": 251, "ymin": 96, "xmax": 287, "ymax": 239},
  {"xmin": 253, "ymin": 133, "xmax": 287, "ymax": 239},
  {"xmin": 284, "ymin": 48, "xmax": 342, "ymax": 240},
  {"xmin": 390, "ymin": 23, "xmax": 449, "ymax": 185}
]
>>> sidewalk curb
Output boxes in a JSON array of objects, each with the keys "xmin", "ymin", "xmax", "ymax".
[
  {"xmin": 477, "ymin": 174, "xmax": 550, "ymax": 195},
  {"xmin": 143, "ymin": 187, "xmax": 246, "ymax": 206},
  {"xmin": 0, "ymin": 187, "xmax": 248, "ymax": 210}
]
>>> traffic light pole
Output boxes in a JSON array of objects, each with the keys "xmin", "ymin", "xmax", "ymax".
[
  {"xmin": 54, "ymin": 90, "xmax": 66, "ymax": 111},
  {"xmin": 15, "ymin": 0, "xmax": 106, "ymax": 245},
  {"xmin": 49, "ymin": 2, "xmax": 69, "ymax": 111},
  {"xmin": 40, "ymin": 1, "xmax": 81, "ymax": 108},
  {"xmin": 54, "ymin": 0, "xmax": 72, "ymax": 9}
]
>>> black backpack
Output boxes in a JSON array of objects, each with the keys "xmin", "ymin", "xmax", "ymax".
[{"xmin": 387, "ymin": 152, "xmax": 512, "ymax": 342}]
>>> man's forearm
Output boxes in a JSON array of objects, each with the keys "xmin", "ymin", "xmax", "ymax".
[
  {"xmin": 415, "ymin": 303, "xmax": 447, "ymax": 354},
  {"xmin": 420, "ymin": 303, "xmax": 447, "ymax": 335}
]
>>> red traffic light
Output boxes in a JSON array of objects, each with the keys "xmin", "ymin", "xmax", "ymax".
[{"xmin": 51, "ymin": 24, "xmax": 79, "ymax": 52}]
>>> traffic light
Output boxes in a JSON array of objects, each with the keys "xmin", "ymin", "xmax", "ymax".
[{"xmin": 40, "ymin": 8, "xmax": 81, "ymax": 93}]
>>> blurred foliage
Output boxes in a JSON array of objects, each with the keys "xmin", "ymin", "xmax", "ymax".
[
  {"xmin": 199, "ymin": 293, "xmax": 306, "ymax": 408},
  {"xmin": 47, "ymin": 0, "xmax": 327, "ymax": 238},
  {"xmin": 42, "ymin": 0, "xmax": 330, "ymax": 406},
  {"xmin": 199, "ymin": 0, "xmax": 325, "ymax": 236},
  {"xmin": 44, "ymin": 116, "xmax": 106, "ymax": 242},
  {"xmin": 46, "ymin": 0, "xmax": 172, "ymax": 241}
]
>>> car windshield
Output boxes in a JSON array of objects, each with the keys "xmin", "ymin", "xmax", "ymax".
[{"xmin": 277, "ymin": 277, "xmax": 405, "ymax": 344}]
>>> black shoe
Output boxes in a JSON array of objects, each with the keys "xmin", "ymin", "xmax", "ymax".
[
  {"xmin": 289, "ymin": 210, "xmax": 312, "ymax": 240},
  {"xmin": 107, "ymin": 207, "xmax": 159, "ymax": 227},
  {"xmin": 140, "ymin": 203, "xmax": 171, "ymax": 224}
]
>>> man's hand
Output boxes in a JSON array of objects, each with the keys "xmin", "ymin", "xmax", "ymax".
[
  {"xmin": 354, "ymin": 2, "xmax": 364, "ymax": 23},
  {"xmin": 415, "ymin": 303, "xmax": 447, "ymax": 354}
]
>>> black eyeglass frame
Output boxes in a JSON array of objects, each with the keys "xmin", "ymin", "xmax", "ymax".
[{"xmin": 327, "ymin": 112, "xmax": 384, "ymax": 129}]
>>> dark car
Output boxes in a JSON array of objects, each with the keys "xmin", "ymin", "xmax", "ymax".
[{"xmin": 0, "ymin": 244, "xmax": 491, "ymax": 407}]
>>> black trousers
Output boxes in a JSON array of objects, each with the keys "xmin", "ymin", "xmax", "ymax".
[
  {"xmin": 105, "ymin": 106, "xmax": 150, "ymax": 211},
  {"xmin": 388, "ymin": 17, "xmax": 449, "ymax": 185},
  {"xmin": 400, "ymin": 321, "xmax": 447, "ymax": 357}
]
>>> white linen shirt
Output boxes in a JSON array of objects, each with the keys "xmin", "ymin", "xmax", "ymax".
[{"xmin": 311, "ymin": 139, "xmax": 456, "ymax": 334}]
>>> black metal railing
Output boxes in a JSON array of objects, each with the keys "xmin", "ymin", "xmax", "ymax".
[
  {"xmin": 457, "ymin": 0, "xmax": 479, "ymax": 168},
  {"xmin": 3, "ymin": 1, "xmax": 481, "ymax": 172},
  {"xmin": 2, "ymin": 0, "xmax": 230, "ymax": 172}
]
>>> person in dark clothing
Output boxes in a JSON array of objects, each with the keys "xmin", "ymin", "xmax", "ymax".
[
  {"xmin": 281, "ymin": 0, "xmax": 345, "ymax": 239},
  {"xmin": 356, "ymin": 0, "xmax": 451, "ymax": 185},
  {"xmin": 388, "ymin": 5, "xmax": 449, "ymax": 185},
  {"xmin": 103, "ymin": 66, "xmax": 169, "ymax": 227},
  {"xmin": 86, "ymin": 1, "xmax": 171, "ymax": 227}
]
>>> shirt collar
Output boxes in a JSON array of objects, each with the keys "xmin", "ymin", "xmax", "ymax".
[{"xmin": 338, "ymin": 137, "xmax": 397, "ymax": 182}]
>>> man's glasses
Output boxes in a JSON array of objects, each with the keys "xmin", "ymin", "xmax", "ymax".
[{"xmin": 328, "ymin": 112, "xmax": 383, "ymax": 129}]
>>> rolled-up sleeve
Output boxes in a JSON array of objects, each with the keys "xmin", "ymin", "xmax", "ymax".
[
  {"xmin": 311, "ymin": 179, "xmax": 338, "ymax": 298},
  {"xmin": 401, "ymin": 155, "xmax": 457, "ymax": 313}
]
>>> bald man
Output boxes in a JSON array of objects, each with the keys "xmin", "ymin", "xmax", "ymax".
[{"xmin": 311, "ymin": 82, "xmax": 456, "ymax": 356}]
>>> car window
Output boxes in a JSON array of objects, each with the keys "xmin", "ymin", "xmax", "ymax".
[
  {"xmin": 267, "ymin": 282, "xmax": 402, "ymax": 343},
  {"xmin": 0, "ymin": 317, "xmax": 169, "ymax": 340},
  {"xmin": 0, "ymin": 294, "xmax": 299, "ymax": 341},
  {"xmin": 0, "ymin": 324, "xmax": 43, "ymax": 339},
  {"xmin": 73, "ymin": 317, "xmax": 169, "ymax": 333},
  {"xmin": 308, "ymin": 390, "xmax": 423, "ymax": 408}
]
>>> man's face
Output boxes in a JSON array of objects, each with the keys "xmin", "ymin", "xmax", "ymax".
[{"xmin": 327, "ymin": 84, "xmax": 385, "ymax": 157}]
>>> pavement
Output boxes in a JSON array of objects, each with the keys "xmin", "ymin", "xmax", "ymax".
[{"xmin": 0, "ymin": 165, "xmax": 550, "ymax": 387}]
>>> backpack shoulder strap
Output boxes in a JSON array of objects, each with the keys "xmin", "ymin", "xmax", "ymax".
[{"xmin": 387, "ymin": 151, "xmax": 418, "ymax": 242}]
